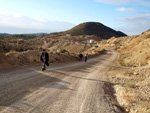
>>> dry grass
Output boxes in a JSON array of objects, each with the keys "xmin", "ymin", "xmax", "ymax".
[
  {"xmin": 110, "ymin": 71, "xmax": 150, "ymax": 113},
  {"xmin": 145, "ymin": 34, "xmax": 150, "ymax": 38},
  {"xmin": 138, "ymin": 77, "xmax": 145, "ymax": 81},
  {"xmin": 0, "ymin": 34, "xmax": 104, "ymax": 71},
  {"xmin": 0, "ymin": 49, "xmax": 79, "ymax": 71},
  {"xmin": 126, "ymin": 82, "xmax": 136, "ymax": 88},
  {"xmin": 123, "ymin": 92, "xmax": 137, "ymax": 104},
  {"xmin": 94, "ymin": 29, "xmax": 150, "ymax": 113},
  {"xmin": 0, "ymin": 53, "xmax": 12, "ymax": 71},
  {"xmin": 95, "ymin": 29, "xmax": 150, "ymax": 67},
  {"xmin": 107, "ymin": 65, "xmax": 150, "ymax": 113},
  {"xmin": 147, "ymin": 83, "xmax": 150, "ymax": 87}
]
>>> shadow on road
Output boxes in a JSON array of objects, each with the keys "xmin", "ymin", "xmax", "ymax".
[
  {"xmin": 0, "ymin": 50, "xmax": 114, "ymax": 110},
  {"xmin": 0, "ymin": 68, "xmax": 72, "ymax": 109}
]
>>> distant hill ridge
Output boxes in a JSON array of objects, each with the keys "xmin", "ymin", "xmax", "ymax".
[
  {"xmin": 0, "ymin": 33, "xmax": 10, "ymax": 37},
  {"xmin": 64, "ymin": 22, "xmax": 127, "ymax": 39},
  {"xmin": 0, "ymin": 33, "xmax": 47, "ymax": 39}
]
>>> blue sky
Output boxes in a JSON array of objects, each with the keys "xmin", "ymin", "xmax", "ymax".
[{"xmin": 0, "ymin": 0, "xmax": 150, "ymax": 35}]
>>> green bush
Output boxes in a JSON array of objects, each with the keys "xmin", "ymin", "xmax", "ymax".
[
  {"xmin": 56, "ymin": 52, "xmax": 60, "ymax": 55},
  {"xmin": 60, "ymin": 49, "xmax": 67, "ymax": 53},
  {"xmin": 145, "ymin": 34, "xmax": 150, "ymax": 38},
  {"xmin": 19, "ymin": 48, "xmax": 24, "ymax": 52}
]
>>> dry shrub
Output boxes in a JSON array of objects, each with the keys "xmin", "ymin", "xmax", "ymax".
[
  {"xmin": 0, "ymin": 53, "xmax": 12, "ymax": 71},
  {"xmin": 60, "ymin": 49, "xmax": 67, "ymax": 53},
  {"xmin": 136, "ymin": 102, "xmax": 150, "ymax": 113},
  {"xmin": 145, "ymin": 34, "xmax": 150, "ymax": 38},
  {"xmin": 138, "ymin": 77, "xmax": 145, "ymax": 81},
  {"xmin": 123, "ymin": 92, "xmax": 137, "ymax": 104},
  {"xmin": 126, "ymin": 82, "xmax": 136, "ymax": 88},
  {"xmin": 6, "ymin": 50, "xmax": 41, "ymax": 64},
  {"xmin": 148, "ymin": 83, "xmax": 150, "ymax": 88}
]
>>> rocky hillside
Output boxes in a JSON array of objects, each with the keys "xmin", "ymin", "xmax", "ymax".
[
  {"xmin": 0, "ymin": 33, "xmax": 44, "ymax": 40},
  {"xmin": 0, "ymin": 33, "xmax": 9, "ymax": 37},
  {"xmin": 41, "ymin": 34, "xmax": 102, "ymax": 54},
  {"xmin": 93, "ymin": 29, "xmax": 150, "ymax": 113},
  {"xmin": 64, "ymin": 22, "xmax": 127, "ymax": 39},
  {"xmin": 0, "ymin": 32, "xmax": 105, "ymax": 71},
  {"xmin": 96, "ymin": 29, "xmax": 150, "ymax": 67}
]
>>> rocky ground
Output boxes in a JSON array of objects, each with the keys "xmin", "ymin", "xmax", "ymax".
[{"xmin": 106, "ymin": 52, "xmax": 150, "ymax": 113}]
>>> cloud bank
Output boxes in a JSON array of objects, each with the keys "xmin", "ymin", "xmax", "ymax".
[
  {"xmin": 95, "ymin": 0, "xmax": 150, "ymax": 5},
  {"xmin": 115, "ymin": 14, "xmax": 150, "ymax": 35},
  {"xmin": 0, "ymin": 13, "xmax": 75, "ymax": 34},
  {"xmin": 116, "ymin": 7, "xmax": 150, "ymax": 13}
]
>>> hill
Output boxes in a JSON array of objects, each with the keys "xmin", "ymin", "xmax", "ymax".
[
  {"xmin": 97, "ymin": 29, "xmax": 150, "ymax": 66},
  {"xmin": 0, "ymin": 33, "xmax": 10, "ymax": 37},
  {"xmin": 93, "ymin": 29, "xmax": 150, "ymax": 113},
  {"xmin": 63, "ymin": 22, "xmax": 127, "ymax": 39},
  {"xmin": 0, "ymin": 33, "xmax": 47, "ymax": 40},
  {"xmin": 27, "ymin": 33, "xmax": 48, "ymax": 37},
  {"xmin": 6, "ymin": 34, "xmax": 36, "ymax": 40}
]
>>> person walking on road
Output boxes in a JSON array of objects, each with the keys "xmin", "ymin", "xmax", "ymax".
[
  {"xmin": 40, "ymin": 49, "xmax": 49, "ymax": 71},
  {"xmin": 79, "ymin": 53, "xmax": 83, "ymax": 61},
  {"xmin": 84, "ymin": 54, "xmax": 88, "ymax": 62}
]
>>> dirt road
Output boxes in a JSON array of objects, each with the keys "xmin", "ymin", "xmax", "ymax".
[{"xmin": 0, "ymin": 51, "xmax": 123, "ymax": 113}]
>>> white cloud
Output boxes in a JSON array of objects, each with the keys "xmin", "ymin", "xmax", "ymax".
[
  {"xmin": 116, "ymin": 7, "xmax": 138, "ymax": 13},
  {"xmin": 115, "ymin": 14, "xmax": 150, "ymax": 35},
  {"xmin": 95, "ymin": 0, "xmax": 150, "ymax": 5},
  {"xmin": 95, "ymin": 0, "xmax": 130, "ymax": 5},
  {"xmin": 116, "ymin": 7, "xmax": 150, "ymax": 13},
  {"xmin": 0, "ymin": 13, "xmax": 75, "ymax": 34}
]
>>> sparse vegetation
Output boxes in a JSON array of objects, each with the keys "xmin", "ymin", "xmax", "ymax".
[
  {"xmin": 97, "ymin": 29, "xmax": 150, "ymax": 113},
  {"xmin": 145, "ymin": 34, "xmax": 150, "ymax": 38},
  {"xmin": 6, "ymin": 34, "xmax": 36, "ymax": 40},
  {"xmin": 126, "ymin": 82, "xmax": 136, "ymax": 88},
  {"xmin": 60, "ymin": 49, "xmax": 67, "ymax": 53},
  {"xmin": 123, "ymin": 92, "xmax": 137, "ymax": 103},
  {"xmin": 56, "ymin": 52, "xmax": 60, "ymax": 55}
]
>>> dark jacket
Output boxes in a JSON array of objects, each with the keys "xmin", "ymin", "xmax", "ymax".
[
  {"xmin": 79, "ymin": 54, "xmax": 83, "ymax": 58},
  {"xmin": 40, "ymin": 52, "xmax": 49, "ymax": 62}
]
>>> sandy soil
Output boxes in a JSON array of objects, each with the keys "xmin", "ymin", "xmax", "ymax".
[{"xmin": 0, "ymin": 51, "xmax": 124, "ymax": 113}]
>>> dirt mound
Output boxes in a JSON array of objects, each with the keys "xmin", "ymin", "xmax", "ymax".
[
  {"xmin": 6, "ymin": 50, "xmax": 40, "ymax": 64},
  {"xmin": 0, "ymin": 53, "xmax": 12, "ymax": 71},
  {"xmin": 0, "ymin": 50, "xmax": 41, "ymax": 71},
  {"xmin": 0, "ymin": 50, "xmax": 78, "ymax": 71}
]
